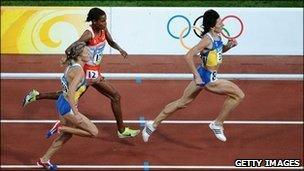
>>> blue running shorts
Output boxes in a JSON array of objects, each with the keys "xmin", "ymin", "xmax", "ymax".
[
  {"xmin": 197, "ymin": 65, "xmax": 218, "ymax": 86},
  {"xmin": 56, "ymin": 94, "xmax": 73, "ymax": 116}
]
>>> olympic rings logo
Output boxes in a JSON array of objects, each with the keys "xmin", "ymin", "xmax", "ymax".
[
  {"xmin": 167, "ymin": 15, "xmax": 192, "ymax": 39},
  {"xmin": 167, "ymin": 14, "xmax": 243, "ymax": 50}
]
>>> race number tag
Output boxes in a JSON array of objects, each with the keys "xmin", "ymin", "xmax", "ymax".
[
  {"xmin": 92, "ymin": 53, "xmax": 103, "ymax": 65},
  {"xmin": 210, "ymin": 71, "xmax": 218, "ymax": 82},
  {"xmin": 85, "ymin": 70, "xmax": 99, "ymax": 79},
  {"xmin": 217, "ymin": 52, "xmax": 223, "ymax": 63}
]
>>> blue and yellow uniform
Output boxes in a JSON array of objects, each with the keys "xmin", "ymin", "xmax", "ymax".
[
  {"xmin": 56, "ymin": 63, "xmax": 87, "ymax": 116},
  {"xmin": 197, "ymin": 33, "xmax": 223, "ymax": 86}
]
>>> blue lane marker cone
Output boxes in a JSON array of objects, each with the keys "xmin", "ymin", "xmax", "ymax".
[
  {"xmin": 135, "ymin": 77, "xmax": 142, "ymax": 84},
  {"xmin": 143, "ymin": 160, "xmax": 149, "ymax": 171},
  {"xmin": 139, "ymin": 116, "xmax": 145, "ymax": 128}
]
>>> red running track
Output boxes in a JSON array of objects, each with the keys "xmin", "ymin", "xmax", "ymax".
[{"xmin": 1, "ymin": 55, "xmax": 303, "ymax": 170}]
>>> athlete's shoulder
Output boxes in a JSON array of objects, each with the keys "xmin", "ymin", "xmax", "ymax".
[{"xmin": 67, "ymin": 64, "xmax": 83, "ymax": 75}]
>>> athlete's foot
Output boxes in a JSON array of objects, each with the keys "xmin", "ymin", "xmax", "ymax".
[
  {"xmin": 37, "ymin": 158, "xmax": 57, "ymax": 171},
  {"xmin": 22, "ymin": 89, "xmax": 39, "ymax": 107},
  {"xmin": 117, "ymin": 127, "xmax": 140, "ymax": 138},
  {"xmin": 142, "ymin": 121, "xmax": 156, "ymax": 142},
  {"xmin": 209, "ymin": 121, "xmax": 227, "ymax": 142},
  {"xmin": 46, "ymin": 121, "xmax": 61, "ymax": 138}
]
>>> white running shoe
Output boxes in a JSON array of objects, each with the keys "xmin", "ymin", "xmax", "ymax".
[
  {"xmin": 209, "ymin": 121, "xmax": 227, "ymax": 142},
  {"xmin": 142, "ymin": 121, "xmax": 155, "ymax": 142}
]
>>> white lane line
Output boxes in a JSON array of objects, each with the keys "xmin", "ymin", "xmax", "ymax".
[
  {"xmin": 0, "ymin": 165, "xmax": 303, "ymax": 170},
  {"xmin": 0, "ymin": 120, "xmax": 303, "ymax": 124},
  {"xmin": 1, "ymin": 73, "xmax": 303, "ymax": 80}
]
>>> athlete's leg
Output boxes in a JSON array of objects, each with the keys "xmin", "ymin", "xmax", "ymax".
[
  {"xmin": 91, "ymin": 79, "xmax": 139, "ymax": 138},
  {"xmin": 61, "ymin": 113, "xmax": 99, "ymax": 137},
  {"xmin": 46, "ymin": 113, "xmax": 99, "ymax": 139},
  {"xmin": 22, "ymin": 90, "xmax": 61, "ymax": 107},
  {"xmin": 153, "ymin": 80, "xmax": 202, "ymax": 128},
  {"xmin": 37, "ymin": 86, "xmax": 88, "ymax": 100},
  {"xmin": 205, "ymin": 79, "xmax": 245, "ymax": 124},
  {"xmin": 41, "ymin": 113, "xmax": 99, "ymax": 162},
  {"xmin": 91, "ymin": 79, "xmax": 124, "ymax": 132},
  {"xmin": 205, "ymin": 79, "xmax": 244, "ymax": 141},
  {"xmin": 23, "ymin": 87, "xmax": 88, "ymax": 106},
  {"xmin": 142, "ymin": 80, "xmax": 202, "ymax": 142},
  {"xmin": 40, "ymin": 132, "xmax": 73, "ymax": 163},
  {"xmin": 36, "ymin": 91, "xmax": 62, "ymax": 100}
]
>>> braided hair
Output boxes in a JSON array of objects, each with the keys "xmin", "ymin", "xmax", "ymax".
[
  {"xmin": 62, "ymin": 41, "xmax": 86, "ymax": 65},
  {"xmin": 201, "ymin": 9, "xmax": 220, "ymax": 36}
]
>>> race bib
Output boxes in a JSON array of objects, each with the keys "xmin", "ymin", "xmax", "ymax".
[
  {"xmin": 60, "ymin": 75, "xmax": 68, "ymax": 92},
  {"xmin": 217, "ymin": 52, "xmax": 223, "ymax": 63},
  {"xmin": 85, "ymin": 69, "xmax": 99, "ymax": 79},
  {"xmin": 92, "ymin": 52, "xmax": 103, "ymax": 65},
  {"xmin": 210, "ymin": 71, "xmax": 218, "ymax": 82}
]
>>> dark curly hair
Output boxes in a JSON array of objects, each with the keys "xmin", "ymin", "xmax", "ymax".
[
  {"xmin": 62, "ymin": 42, "xmax": 86, "ymax": 65},
  {"xmin": 86, "ymin": 7, "xmax": 106, "ymax": 22},
  {"xmin": 201, "ymin": 9, "xmax": 220, "ymax": 36}
]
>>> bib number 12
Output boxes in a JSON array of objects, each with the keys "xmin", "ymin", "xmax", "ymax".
[{"xmin": 86, "ymin": 70, "xmax": 98, "ymax": 79}]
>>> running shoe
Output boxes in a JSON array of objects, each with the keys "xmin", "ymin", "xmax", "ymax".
[
  {"xmin": 117, "ymin": 127, "xmax": 140, "ymax": 138},
  {"xmin": 46, "ymin": 121, "xmax": 61, "ymax": 138},
  {"xmin": 142, "ymin": 121, "xmax": 155, "ymax": 142},
  {"xmin": 209, "ymin": 121, "xmax": 227, "ymax": 142},
  {"xmin": 22, "ymin": 89, "xmax": 39, "ymax": 107},
  {"xmin": 37, "ymin": 158, "xmax": 57, "ymax": 171}
]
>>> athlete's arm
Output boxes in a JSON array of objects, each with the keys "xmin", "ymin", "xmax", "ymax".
[
  {"xmin": 222, "ymin": 39, "xmax": 237, "ymax": 53},
  {"xmin": 65, "ymin": 31, "xmax": 92, "ymax": 55},
  {"xmin": 67, "ymin": 67, "xmax": 84, "ymax": 117},
  {"xmin": 185, "ymin": 36, "xmax": 211, "ymax": 85},
  {"xmin": 104, "ymin": 27, "xmax": 128, "ymax": 58}
]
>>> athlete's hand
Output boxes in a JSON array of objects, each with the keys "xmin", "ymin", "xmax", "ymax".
[
  {"xmin": 227, "ymin": 39, "xmax": 238, "ymax": 49},
  {"xmin": 194, "ymin": 74, "xmax": 204, "ymax": 86},
  {"xmin": 119, "ymin": 49, "xmax": 128, "ymax": 59},
  {"xmin": 99, "ymin": 75, "xmax": 105, "ymax": 81}
]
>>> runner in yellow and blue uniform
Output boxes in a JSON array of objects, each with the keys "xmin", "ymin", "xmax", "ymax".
[
  {"xmin": 22, "ymin": 8, "xmax": 140, "ymax": 138},
  {"xmin": 37, "ymin": 42, "xmax": 99, "ymax": 171},
  {"xmin": 197, "ymin": 32, "xmax": 224, "ymax": 86},
  {"xmin": 143, "ymin": 9, "xmax": 245, "ymax": 143},
  {"xmin": 56, "ymin": 63, "xmax": 87, "ymax": 118}
]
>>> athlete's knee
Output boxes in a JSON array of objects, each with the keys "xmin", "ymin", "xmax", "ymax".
[
  {"xmin": 89, "ymin": 127, "xmax": 99, "ymax": 138},
  {"xmin": 111, "ymin": 91, "xmax": 121, "ymax": 102},
  {"xmin": 238, "ymin": 90, "xmax": 245, "ymax": 101},
  {"xmin": 176, "ymin": 103, "xmax": 187, "ymax": 109},
  {"xmin": 179, "ymin": 98, "xmax": 193, "ymax": 108},
  {"xmin": 231, "ymin": 89, "xmax": 245, "ymax": 102}
]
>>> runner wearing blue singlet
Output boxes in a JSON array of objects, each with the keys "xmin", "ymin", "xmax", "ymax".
[
  {"xmin": 37, "ymin": 42, "xmax": 99, "ymax": 171},
  {"xmin": 142, "ymin": 9, "xmax": 245, "ymax": 142},
  {"xmin": 23, "ymin": 7, "xmax": 140, "ymax": 138}
]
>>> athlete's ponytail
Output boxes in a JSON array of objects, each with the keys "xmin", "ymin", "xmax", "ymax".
[{"xmin": 62, "ymin": 42, "xmax": 86, "ymax": 65}]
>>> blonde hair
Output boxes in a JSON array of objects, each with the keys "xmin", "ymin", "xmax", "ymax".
[{"xmin": 62, "ymin": 42, "xmax": 86, "ymax": 65}]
